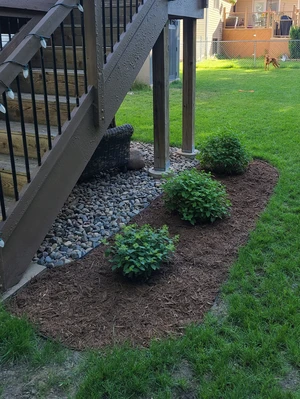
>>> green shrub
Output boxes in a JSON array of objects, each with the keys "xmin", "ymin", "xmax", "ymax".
[
  {"xmin": 162, "ymin": 169, "xmax": 231, "ymax": 225},
  {"xmin": 196, "ymin": 132, "xmax": 251, "ymax": 175},
  {"xmin": 289, "ymin": 26, "xmax": 300, "ymax": 59},
  {"xmin": 105, "ymin": 224, "xmax": 178, "ymax": 279}
]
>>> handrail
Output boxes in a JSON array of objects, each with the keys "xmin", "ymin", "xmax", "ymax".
[
  {"xmin": 0, "ymin": 0, "xmax": 89, "ymax": 220},
  {"xmin": 0, "ymin": 0, "xmax": 146, "ymax": 221},
  {"xmin": 0, "ymin": 0, "xmax": 82, "ymax": 96},
  {"xmin": 0, "ymin": 17, "xmax": 43, "ymax": 62}
]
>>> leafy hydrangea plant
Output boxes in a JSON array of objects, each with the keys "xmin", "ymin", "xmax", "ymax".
[
  {"xmin": 197, "ymin": 132, "xmax": 251, "ymax": 175},
  {"xmin": 105, "ymin": 224, "xmax": 179, "ymax": 279},
  {"xmin": 162, "ymin": 169, "xmax": 231, "ymax": 225}
]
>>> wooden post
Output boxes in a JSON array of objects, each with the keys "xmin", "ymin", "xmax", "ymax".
[
  {"xmin": 84, "ymin": 0, "xmax": 104, "ymax": 127},
  {"xmin": 149, "ymin": 23, "xmax": 170, "ymax": 177},
  {"xmin": 179, "ymin": 17, "xmax": 197, "ymax": 158},
  {"xmin": 266, "ymin": 11, "xmax": 270, "ymax": 28}
]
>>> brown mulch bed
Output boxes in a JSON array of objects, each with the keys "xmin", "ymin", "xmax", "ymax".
[{"xmin": 7, "ymin": 160, "xmax": 278, "ymax": 350}]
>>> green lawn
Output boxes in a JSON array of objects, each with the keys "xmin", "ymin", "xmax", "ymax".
[{"xmin": 1, "ymin": 63, "xmax": 300, "ymax": 398}]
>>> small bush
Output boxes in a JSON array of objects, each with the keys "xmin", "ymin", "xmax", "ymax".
[
  {"xmin": 105, "ymin": 224, "xmax": 178, "ymax": 279},
  {"xmin": 162, "ymin": 169, "xmax": 231, "ymax": 225},
  {"xmin": 197, "ymin": 132, "xmax": 251, "ymax": 175},
  {"xmin": 289, "ymin": 27, "xmax": 300, "ymax": 59}
]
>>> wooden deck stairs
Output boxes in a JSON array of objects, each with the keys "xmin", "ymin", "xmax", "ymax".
[{"xmin": 0, "ymin": 0, "xmax": 204, "ymax": 291}]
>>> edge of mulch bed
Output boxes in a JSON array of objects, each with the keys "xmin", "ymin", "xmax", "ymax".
[{"xmin": 6, "ymin": 160, "xmax": 279, "ymax": 350}]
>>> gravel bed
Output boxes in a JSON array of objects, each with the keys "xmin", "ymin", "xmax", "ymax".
[{"xmin": 33, "ymin": 142, "xmax": 199, "ymax": 267}]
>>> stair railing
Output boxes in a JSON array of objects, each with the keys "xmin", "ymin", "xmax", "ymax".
[
  {"xmin": 0, "ymin": 0, "xmax": 89, "ymax": 221},
  {"xmin": 102, "ymin": 0, "xmax": 144, "ymax": 63},
  {"xmin": 0, "ymin": 16, "xmax": 29, "ymax": 50},
  {"xmin": 0, "ymin": 0, "xmax": 147, "ymax": 222}
]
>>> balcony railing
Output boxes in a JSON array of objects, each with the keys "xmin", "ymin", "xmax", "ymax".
[
  {"xmin": 0, "ymin": 16, "xmax": 29, "ymax": 50},
  {"xmin": 224, "ymin": 7, "xmax": 300, "ymax": 36}
]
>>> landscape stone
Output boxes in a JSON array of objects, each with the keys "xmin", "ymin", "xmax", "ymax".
[{"xmin": 34, "ymin": 143, "xmax": 199, "ymax": 267}]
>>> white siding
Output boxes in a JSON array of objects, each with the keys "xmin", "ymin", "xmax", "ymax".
[{"xmin": 180, "ymin": 0, "xmax": 232, "ymax": 60}]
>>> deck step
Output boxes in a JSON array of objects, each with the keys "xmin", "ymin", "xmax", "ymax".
[
  {"xmin": 31, "ymin": 46, "xmax": 85, "ymax": 70},
  {"xmin": 0, "ymin": 121, "xmax": 57, "ymax": 158},
  {"xmin": 0, "ymin": 154, "xmax": 38, "ymax": 197},
  {"xmin": 11, "ymin": 68, "xmax": 86, "ymax": 97},
  {"xmin": 0, "ymin": 196, "xmax": 16, "ymax": 221},
  {"xmin": 0, "ymin": 93, "xmax": 77, "ymax": 126},
  {"xmin": 52, "ymin": 24, "xmax": 132, "ymax": 46}
]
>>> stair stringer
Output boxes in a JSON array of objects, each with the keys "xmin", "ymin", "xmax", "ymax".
[
  {"xmin": 103, "ymin": 0, "xmax": 169, "ymax": 125},
  {"xmin": 0, "ymin": 90, "xmax": 100, "ymax": 291}
]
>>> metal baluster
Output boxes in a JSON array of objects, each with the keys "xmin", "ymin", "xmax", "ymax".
[
  {"xmin": 70, "ymin": 10, "xmax": 80, "ymax": 106},
  {"xmin": 0, "ymin": 174, "xmax": 6, "ymax": 221},
  {"xmin": 117, "ymin": 0, "xmax": 120, "ymax": 42},
  {"xmin": 0, "ymin": 22, "xmax": 3, "ymax": 50},
  {"xmin": 40, "ymin": 47, "xmax": 52, "ymax": 150},
  {"xmin": 109, "ymin": 0, "xmax": 114, "ymax": 53},
  {"xmin": 16, "ymin": 76, "xmax": 31, "ymax": 182},
  {"xmin": 80, "ymin": 0, "xmax": 88, "ymax": 93},
  {"xmin": 51, "ymin": 33, "xmax": 62, "ymax": 134},
  {"xmin": 130, "ymin": 0, "xmax": 133, "ymax": 22},
  {"xmin": 7, "ymin": 18, "xmax": 12, "ymax": 41},
  {"xmin": 60, "ymin": 22, "xmax": 71, "ymax": 119},
  {"xmin": 2, "ymin": 92, "xmax": 19, "ymax": 201},
  {"xmin": 123, "ymin": 0, "xmax": 127, "ymax": 32},
  {"xmin": 102, "ymin": 0, "xmax": 107, "ymax": 63},
  {"xmin": 136, "ymin": 0, "xmax": 139, "ymax": 13},
  {"xmin": 28, "ymin": 61, "xmax": 42, "ymax": 166}
]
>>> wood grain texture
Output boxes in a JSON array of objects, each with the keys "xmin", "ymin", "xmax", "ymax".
[
  {"xmin": 0, "ymin": 170, "xmax": 28, "ymax": 197},
  {"xmin": 31, "ymin": 46, "xmax": 84, "ymax": 70},
  {"xmin": 182, "ymin": 18, "xmax": 196, "ymax": 153},
  {"xmin": 0, "ymin": 94, "xmax": 76, "ymax": 126},
  {"xmin": 0, "ymin": 120, "xmax": 52, "ymax": 158},
  {"xmin": 11, "ymin": 69, "xmax": 85, "ymax": 97},
  {"xmin": 152, "ymin": 24, "xmax": 170, "ymax": 171}
]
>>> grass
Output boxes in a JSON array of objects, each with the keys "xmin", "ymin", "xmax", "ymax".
[{"xmin": 1, "ymin": 62, "xmax": 300, "ymax": 398}]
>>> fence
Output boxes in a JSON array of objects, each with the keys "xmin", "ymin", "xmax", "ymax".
[{"xmin": 191, "ymin": 39, "xmax": 300, "ymax": 68}]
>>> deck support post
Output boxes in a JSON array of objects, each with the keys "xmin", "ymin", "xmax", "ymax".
[
  {"xmin": 149, "ymin": 23, "xmax": 170, "ymax": 178},
  {"xmin": 84, "ymin": 0, "xmax": 104, "ymax": 127},
  {"xmin": 178, "ymin": 17, "xmax": 198, "ymax": 158}
]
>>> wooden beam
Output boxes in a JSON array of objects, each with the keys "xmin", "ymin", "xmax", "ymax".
[
  {"xmin": 84, "ymin": 0, "xmax": 104, "ymax": 126},
  {"xmin": 150, "ymin": 23, "xmax": 170, "ymax": 175},
  {"xmin": 0, "ymin": 16, "xmax": 42, "ymax": 64},
  {"xmin": 181, "ymin": 17, "xmax": 196, "ymax": 156}
]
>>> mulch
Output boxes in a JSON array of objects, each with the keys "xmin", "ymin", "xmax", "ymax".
[{"xmin": 7, "ymin": 160, "xmax": 279, "ymax": 350}]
